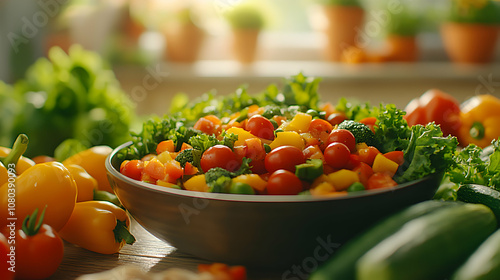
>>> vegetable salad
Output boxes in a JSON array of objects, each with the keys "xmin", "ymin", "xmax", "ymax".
[{"xmin": 119, "ymin": 74, "xmax": 457, "ymax": 196}]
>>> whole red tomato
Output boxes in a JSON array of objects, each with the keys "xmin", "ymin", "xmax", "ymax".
[
  {"xmin": 265, "ymin": 146, "xmax": 306, "ymax": 173},
  {"xmin": 404, "ymin": 89, "xmax": 461, "ymax": 137},
  {"xmin": 0, "ymin": 233, "xmax": 14, "ymax": 280},
  {"xmin": 10, "ymin": 208, "xmax": 64, "ymax": 280},
  {"xmin": 200, "ymin": 145, "xmax": 240, "ymax": 172},
  {"xmin": 267, "ymin": 170, "xmax": 303, "ymax": 195}
]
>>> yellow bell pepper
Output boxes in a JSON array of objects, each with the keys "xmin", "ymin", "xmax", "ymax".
[
  {"xmin": 0, "ymin": 161, "xmax": 77, "ymax": 231},
  {"xmin": 459, "ymin": 94, "xmax": 500, "ymax": 148},
  {"xmin": 328, "ymin": 169, "xmax": 360, "ymax": 191},
  {"xmin": 232, "ymin": 174, "xmax": 267, "ymax": 192},
  {"xmin": 0, "ymin": 134, "xmax": 34, "ymax": 185},
  {"xmin": 286, "ymin": 112, "xmax": 312, "ymax": 133},
  {"xmin": 226, "ymin": 127, "xmax": 257, "ymax": 146},
  {"xmin": 269, "ymin": 131, "xmax": 305, "ymax": 150},
  {"xmin": 184, "ymin": 174, "xmax": 210, "ymax": 192},
  {"xmin": 58, "ymin": 201, "xmax": 135, "ymax": 254},
  {"xmin": 372, "ymin": 154, "xmax": 399, "ymax": 177},
  {"xmin": 63, "ymin": 146, "xmax": 113, "ymax": 193},
  {"xmin": 65, "ymin": 164, "xmax": 98, "ymax": 202}
]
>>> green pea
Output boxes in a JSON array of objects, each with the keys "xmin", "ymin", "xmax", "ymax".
[
  {"xmin": 347, "ymin": 182, "xmax": 365, "ymax": 192},
  {"xmin": 230, "ymin": 182, "xmax": 255, "ymax": 195}
]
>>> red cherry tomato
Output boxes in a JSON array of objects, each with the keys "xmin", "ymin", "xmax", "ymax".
[
  {"xmin": 267, "ymin": 170, "xmax": 303, "ymax": 195},
  {"xmin": 308, "ymin": 119, "xmax": 333, "ymax": 149},
  {"xmin": 120, "ymin": 160, "xmax": 144, "ymax": 181},
  {"xmin": 327, "ymin": 113, "xmax": 347, "ymax": 126},
  {"xmin": 0, "ymin": 233, "xmax": 13, "ymax": 280},
  {"xmin": 200, "ymin": 145, "xmax": 240, "ymax": 172},
  {"xmin": 265, "ymin": 146, "xmax": 306, "ymax": 173},
  {"xmin": 324, "ymin": 142, "xmax": 351, "ymax": 169},
  {"xmin": 357, "ymin": 146, "xmax": 381, "ymax": 166},
  {"xmin": 327, "ymin": 129, "xmax": 356, "ymax": 152},
  {"xmin": 6, "ymin": 208, "xmax": 64, "ymax": 280},
  {"xmin": 245, "ymin": 115, "xmax": 275, "ymax": 140}
]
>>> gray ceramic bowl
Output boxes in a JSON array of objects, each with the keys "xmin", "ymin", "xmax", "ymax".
[{"xmin": 106, "ymin": 142, "xmax": 443, "ymax": 269}]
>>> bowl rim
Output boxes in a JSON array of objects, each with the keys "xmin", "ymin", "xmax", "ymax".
[{"xmin": 106, "ymin": 141, "xmax": 437, "ymax": 203}]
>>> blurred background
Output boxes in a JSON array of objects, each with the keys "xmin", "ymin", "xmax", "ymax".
[{"xmin": 0, "ymin": 0, "xmax": 499, "ymax": 156}]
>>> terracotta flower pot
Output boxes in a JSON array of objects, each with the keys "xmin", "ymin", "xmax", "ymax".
[
  {"xmin": 231, "ymin": 29, "xmax": 260, "ymax": 64},
  {"xmin": 163, "ymin": 22, "xmax": 205, "ymax": 63},
  {"xmin": 386, "ymin": 35, "xmax": 418, "ymax": 62},
  {"xmin": 441, "ymin": 22, "xmax": 499, "ymax": 64},
  {"xmin": 321, "ymin": 5, "xmax": 365, "ymax": 62}
]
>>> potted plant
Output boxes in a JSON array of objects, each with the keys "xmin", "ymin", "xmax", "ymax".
[
  {"xmin": 441, "ymin": 0, "xmax": 500, "ymax": 64},
  {"xmin": 383, "ymin": 5, "xmax": 422, "ymax": 62},
  {"xmin": 316, "ymin": 0, "xmax": 365, "ymax": 62},
  {"xmin": 161, "ymin": 6, "xmax": 205, "ymax": 63},
  {"xmin": 224, "ymin": 3, "xmax": 265, "ymax": 64}
]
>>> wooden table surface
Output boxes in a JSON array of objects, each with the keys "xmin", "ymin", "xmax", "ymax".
[{"xmin": 49, "ymin": 219, "xmax": 282, "ymax": 280}]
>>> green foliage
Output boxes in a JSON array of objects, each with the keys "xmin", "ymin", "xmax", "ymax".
[
  {"xmin": 6, "ymin": 45, "xmax": 135, "ymax": 157},
  {"xmin": 374, "ymin": 104, "xmax": 410, "ymax": 153},
  {"xmin": 225, "ymin": 3, "xmax": 265, "ymax": 30},
  {"xmin": 449, "ymin": 0, "xmax": 500, "ymax": 24}
]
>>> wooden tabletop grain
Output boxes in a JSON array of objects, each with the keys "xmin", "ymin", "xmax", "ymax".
[{"xmin": 49, "ymin": 219, "xmax": 282, "ymax": 280}]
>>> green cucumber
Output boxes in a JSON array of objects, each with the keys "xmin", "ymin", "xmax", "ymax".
[
  {"xmin": 357, "ymin": 203, "xmax": 497, "ymax": 280},
  {"xmin": 453, "ymin": 228, "xmax": 500, "ymax": 280},
  {"xmin": 309, "ymin": 200, "xmax": 464, "ymax": 280},
  {"xmin": 457, "ymin": 184, "xmax": 500, "ymax": 224}
]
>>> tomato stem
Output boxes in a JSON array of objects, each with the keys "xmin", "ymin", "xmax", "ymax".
[
  {"xmin": 1, "ymin": 134, "xmax": 29, "ymax": 172},
  {"xmin": 22, "ymin": 206, "xmax": 47, "ymax": 236},
  {"xmin": 470, "ymin": 122, "xmax": 485, "ymax": 140}
]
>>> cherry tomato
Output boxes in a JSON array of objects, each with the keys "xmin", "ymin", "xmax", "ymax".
[
  {"xmin": 267, "ymin": 170, "xmax": 303, "ymax": 195},
  {"xmin": 9, "ymin": 208, "xmax": 64, "ymax": 280},
  {"xmin": 345, "ymin": 154, "xmax": 361, "ymax": 170},
  {"xmin": 366, "ymin": 173, "xmax": 398, "ymax": 190},
  {"xmin": 357, "ymin": 146, "xmax": 381, "ymax": 166},
  {"xmin": 201, "ymin": 145, "xmax": 240, "ymax": 172},
  {"xmin": 327, "ymin": 129, "xmax": 356, "ymax": 152},
  {"xmin": 246, "ymin": 115, "xmax": 275, "ymax": 140},
  {"xmin": 308, "ymin": 119, "xmax": 333, "ymax": 149},
  {"xmin": 265, "ymin": 146, "xmax": 306, "ymax": 173},
  {"xmin": 0, "ymin": 233, "xmax": 13, "ymax": 280},
  {"xmin": 324, "ymin": 142, "xmax": 351, "ymax": 169},
  {"xmin": 327, "ymin": 113, "xmax": 347, "ymax": 126},
  {"xmin": 120, "ymin": 160, "xmax": 144, "ymax": 181}
]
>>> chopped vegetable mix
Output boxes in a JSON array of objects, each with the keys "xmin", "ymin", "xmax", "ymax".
[{"xmin": 119, "ymin": 74, "xmax": 457, "ymax": 196}]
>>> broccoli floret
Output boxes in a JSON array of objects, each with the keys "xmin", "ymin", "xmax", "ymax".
[
  {"xmin": 204, "ymin": 158, "xmax": 253, "ymax": 193},
  {"xmin": 338, "ymin": 120, "xmax": 376, "ymax": 146},
  {"xmin": 204, "ymin": 167, "xmax": 233, "ymax": 193},
  {"xmin": 175, "ymin": 149, "xmax": 202, "ymax": 168}
]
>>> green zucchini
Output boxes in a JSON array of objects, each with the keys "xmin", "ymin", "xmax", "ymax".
[
  {"xmin": 357, "ymin": 203, "xmax": 497, "ymax": 280},
  {"xmin": 309, "ymin": 200, "xmax": 464, "ymax": 280},
  {"xmin": 457, "ymin": 184, "xmax": 500, "ymax": 224},
  {"xmin": 453, "ymin": 228, "xmax": 500, "ymax": 280}
]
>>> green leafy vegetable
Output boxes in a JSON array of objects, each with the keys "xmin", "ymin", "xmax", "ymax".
[
  {"xmin": 374, "ymin": 104, "xmax": 410, "ymax": 153},
  {"xmin": 394, "ymin": 124, "xmax": 457, "ymax": 184},
  {"xmin": 175, "ymin": 149, "xmax": 202, "ymax": 169},
  {"xmin": 4, "ymin": 45, "xmax": 135, "ymax": 157}
]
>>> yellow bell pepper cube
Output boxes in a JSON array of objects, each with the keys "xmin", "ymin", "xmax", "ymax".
[
  {"xmin": 226, "ymin": 127, "xmax": 257, "ymax": 146},
  {"xmin": 287, "ymin": 112, "xmax": 312, "ymax": 133},
  {"xmin": 311, "ymin": 174, "xmax": 333, "ymax": 189},
  {"xmin": 372, "ymin": 153, "xmax": 399, "ymax": 177},
  {"xmin": 157, "ymin": 151, "xmax": 173, "ymax": 164},
  {"xmin": 183, "ymin": 174, "xmax": 210, "ymax": 192},
  {"xmin": 328, "ymin": 169, "xmax": 360, "ymax": 191},
  {"xmin": 232, "ymin": 174, "xmax": 267, "ymax": 192},
  {"xmin": 355, "ymin": 142, "xmax": 369, "ymax": 152},
  {"xmin": 269, "ymin": 131, "xmax": 305, "ymax": 150}
]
